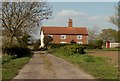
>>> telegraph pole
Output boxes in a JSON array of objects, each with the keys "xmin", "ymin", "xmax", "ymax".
[{"xmin": 118, "ymin": 1, "xmax": 120, "ymax": 79}]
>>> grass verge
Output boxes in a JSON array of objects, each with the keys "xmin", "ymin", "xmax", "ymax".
[
  {"xmin": 47, "ymin": 48, "xmax": 118, "ymax": 79},
  {"xmin": 2, "ymin": 54, "xmax": 32, "ymax": 79}
]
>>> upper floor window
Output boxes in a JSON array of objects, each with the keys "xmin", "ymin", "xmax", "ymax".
[
  {"xmin": 77, "ymin": 35, "xmax": 82, "ymax": 39},
  {"xmin": 48, "ymin": 35, "xmax": 53, "ymax": 37},
  {"xmin": 61, "ymin": 35, "xmax": 66, "ymax": 39}
]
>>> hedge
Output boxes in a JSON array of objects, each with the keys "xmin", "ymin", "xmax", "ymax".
[
  {"xmin": 48, "ymin": 43, "xmax": 103, "ymax": 49},
  {"xmin": 2, "ymin": 44, "xmax": 31, "ymax": 58},
  {"xmin": 61, "ymin": 44, "xmax": 85, "ymax": 55}
]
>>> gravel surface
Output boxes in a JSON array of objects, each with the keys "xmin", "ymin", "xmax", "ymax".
[{"xmin": 14, "ymin": 51, "xmax": 94, "ymax": 79}]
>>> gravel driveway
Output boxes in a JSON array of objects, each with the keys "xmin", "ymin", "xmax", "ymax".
[{"xmin": 14, "ymin": 51, "xmax": 94, "ymax": 79}]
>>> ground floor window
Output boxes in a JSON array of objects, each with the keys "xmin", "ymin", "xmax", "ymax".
[
  {"xmin": 60, "ymin": 42, "xmax": 66, "ymax": 44},
  {"xmin": 77, "ymin": 42, "xmax": 82, "ymax": 44}
]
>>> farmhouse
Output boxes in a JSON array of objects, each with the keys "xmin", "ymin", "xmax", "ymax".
[{"xmin": 40, "ymin": 19, "xmax": 88, "ymax": 47}]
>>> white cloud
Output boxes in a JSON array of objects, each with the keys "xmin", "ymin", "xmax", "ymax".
[
  {"xmin": 54, "ymin": 9, "xmax": 110, "ymax": 22},
  {"xmin": 56, "ymin": 10, "xmax": 87, "ymax": 18},
  {"xmin": 87, "ymin": 15, "xmax": 110, "ymax": 21},
  {"xmin": 87, "ymin": 15, "xmax": 101, "ymax": 21},
  {"xmin": 43, "ymin": 9, "xmax": 117, "ymax": 30}
]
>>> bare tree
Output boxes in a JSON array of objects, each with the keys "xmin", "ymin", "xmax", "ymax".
[
  {"xmin": 1, "ymin": 2, "xmax": 52, "ymax": 43},
  {"xmin": 110, "ymin": 3, "xmax": 120, "ymax": 28},
  {"xmin": 88, "ymin": 26, "xmax": 100, "ymax": 44}
]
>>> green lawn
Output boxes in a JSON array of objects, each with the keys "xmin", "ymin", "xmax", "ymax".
[
  {"xmin": 47, "ymin": 47, "xmax": 118, "ymax": 79},
  {"xmin": 2, "ymin": 54, "xmax": 32, "ymax": 79}
]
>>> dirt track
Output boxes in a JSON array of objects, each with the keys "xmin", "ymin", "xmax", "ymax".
[
  {"xmin": 88, "ymin": 51, "xmax": 118, "ymax": 65},
  {"xmin": 14, "ymin": 51, "xmax": 94, "ymax": 79}
]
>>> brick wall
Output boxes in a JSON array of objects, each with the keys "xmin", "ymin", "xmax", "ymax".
[{"xmin": 51, "ymin": 35, "xmax": 88, "ymax": 44}]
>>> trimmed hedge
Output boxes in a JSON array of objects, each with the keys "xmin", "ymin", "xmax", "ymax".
[
  {"xmin": 2, "ymin": 44, "xmax": 31, "ymax": 58},
  {"xmin": 48, "ymin": 43, "xmax": 103, "ymax": 56},
  {"xmin": 48, "ymin": 43, "xmax": 70, "ymax": 49},
  {"xmin": 48, "ymin": 43, "xmax": 103, "ymax": 49},
  {"xmin": 79, "ymin": 44, "xmax": 102, "ymax": 49}
]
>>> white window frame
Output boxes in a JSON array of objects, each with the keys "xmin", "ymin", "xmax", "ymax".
[
  {"xmin": 77, "ymin": 42, "xmax": 83, "ymax": 44},
  {"xmin": 77, "ymin": 35, "xmax": 82, "ymax": 39},
  {"xmin": 60, "ymin": 35, "xmax": 66, "ymax": 39},
  {"xmin": 60, "ymin": 42, "xmax": 66, "ymax": 44},
  {"xmin": 48, "ymin": 35, "xmax": 53, "ymax": 37}
]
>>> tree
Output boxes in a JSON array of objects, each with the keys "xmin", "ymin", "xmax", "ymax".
[
  {"xmin": 110, "ymin": 2, "xmax": 120, "ymax": 28},
  {"xmin": 17, "ymin": 33, "xmax": 31, "ymax": 47},
  {"xmin": 99, "ymin": 28, "xmax": 118, "ymax": 43},
  {"xmin": 43, "ymin": 36, "xmax": 53, "ymax": 47},
  {"xmin": 94, "ymin": 39, "xmax": 103, "ymax": 49},
  {"xmin": 1, "ymin": 2, "xmax": 52, "ymax": 44},
  {"xmin": 33, "ymin": 39, "xmax": 41, "ymax": 50},
  {"xmin": 88, "ymin": 28, "xmax": 100, "ymax": 44}
]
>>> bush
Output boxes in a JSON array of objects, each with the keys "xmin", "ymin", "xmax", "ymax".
[
  {"xmin": 44, "ymin": 36, "xmax": 53, "ymax": 47},
  {"xmin": 87, "ymin": 40, "xmax": 103, "ymax": 49},
  {"xmin": 48, "ymin": 43, "xmax": 103, "ymax": 50},
  {"xmin": 95, "ymin": 40, "xmax": 103, "ymax": 49},
  {"xmin": 17, "ymin": 33, "xmax": 31, "ymax": 47},
  {"xmin": 77, "ymin": 47, "xmax": 85, "ymax": 54},
  {"xmin": 75, "ymin": 41, "xmax": 103, "ymax": 49},
  {"xmin": 48, "ymin": 43, "xmax": 70, "ymax": 49},
  {"xmin": 61, "ymin": 44, "xmax": 85, "ymax": 55},
  {"xmin": 33, "ymin": 39, "xmax": 40, "ymax": 50},
  {"xmin": 2, "ymin": 44, "xmax": 31, "ymax": 58}
]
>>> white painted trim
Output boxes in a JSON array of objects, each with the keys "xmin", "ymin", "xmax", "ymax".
[
  {"xmin": 77, "ymin": 35, "xmax": 82, "ymax": 40},
  {"xmin": 86, "ymin": 36, "xmax": 88, "ymax": 44},
  {"xmin": 40, "ymin": 30, "xmax": 45, "ymax": 47},
  {"xmin": 110, "ymin": 43, "xmax": 111, "ymax": 48},
  {"xmin": 60, "ymin": 35, "xmax": 66, "ymax": 39},
  {"xmin": 106, "ymin": 43, "xmax": 107, "ymax": 48},
  {"xmin": 60, "ymin": 42, "xmax": 66, "ymax": 44},
  {"xmin": 77, "ymin": 42, "xmax": 83, "ymax": 44},
  {"xmin": 110, "ymin": 43, "xmax": 120, "ymax": 48},
  {"xmin": 48, "ymin": 35, "xmax": 53, "ymax": 37}
]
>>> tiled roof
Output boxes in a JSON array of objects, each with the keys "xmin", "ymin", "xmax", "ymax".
[{"xmin": 41, "ymin": 26, "xmax": 88, "ymax": 35}]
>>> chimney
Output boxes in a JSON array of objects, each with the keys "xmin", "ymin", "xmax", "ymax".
[{"xmin": 68, "ymin": 19, "xmax": 73, "ymax": 27}]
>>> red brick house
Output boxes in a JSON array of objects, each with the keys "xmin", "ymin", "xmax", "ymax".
[{"xmin": 40, "ymin": 19, "xmax": 88, "ymax": 47}]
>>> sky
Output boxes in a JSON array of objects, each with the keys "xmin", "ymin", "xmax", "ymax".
[
  {"xmin": 47, "ymin": 0, "xmax": 119, "ymax": 2},
  {"xmin": 42, "ymin": 2, "xmax": 118, "ymax": 32},
  {"xmin": 2, "ymin": 0, "xmax": 118, "ymax": 39}
]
